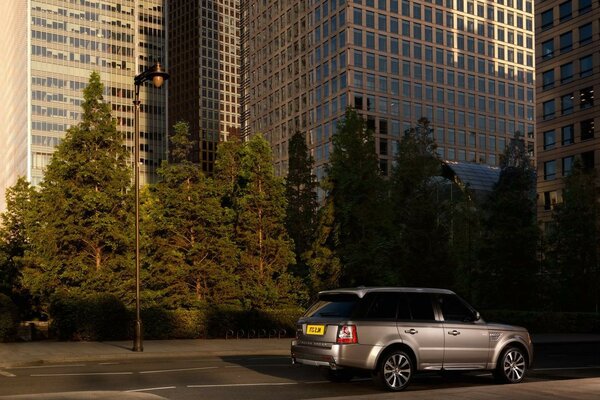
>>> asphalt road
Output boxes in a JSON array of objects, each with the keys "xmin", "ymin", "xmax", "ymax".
[{"xmin": 0, "ymin": 342, "xmax": 598, "ymax": 399}]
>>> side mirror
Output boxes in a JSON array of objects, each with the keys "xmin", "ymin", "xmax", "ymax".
[{"xmin": 473, "ymin": 311, "xmax": 481, "ymax": 321}]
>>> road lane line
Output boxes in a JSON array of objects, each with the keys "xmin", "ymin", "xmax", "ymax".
[
  {"xmin": 188, "ymin": 382, "xmax": 298, "ymax": 388},
  {"xmin": 126, "ymin": 386, "xmax": 176, "ymax": 392},
  {"xmin": 10, "ymin": 364, "xmax": 86, "ymax": 369},
  {"xmin": 140, "ymin": 366, "xmax": 218, "ymax": 374},
  {"xmin": 0, "ymin": 370, "xmax": 16, "ymax": 377},
  {"xmin": 31, "ymin": 372, "xmax": 133, "ymax": 377}
]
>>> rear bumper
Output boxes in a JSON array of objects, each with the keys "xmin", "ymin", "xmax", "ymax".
[{"xmin": 291, "ymin": 339, "xmax": 381, "ymax": 370}]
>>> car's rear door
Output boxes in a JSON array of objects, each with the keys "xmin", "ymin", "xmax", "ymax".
[{"xmin": 398, "ymin": 292, "xmax": 444, "ymax": 370}]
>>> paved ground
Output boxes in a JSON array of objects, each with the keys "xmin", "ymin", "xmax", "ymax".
[{"xmin": 0, "ymin": 334, "xmax": 598, "ymax": 399}]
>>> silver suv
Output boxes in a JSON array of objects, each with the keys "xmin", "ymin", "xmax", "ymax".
[{"xmin": 291, "ymin": 287, "xmax": 533, "ymax": 391}]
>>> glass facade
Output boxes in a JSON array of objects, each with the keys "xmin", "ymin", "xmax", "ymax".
[
  {"xmin": 0, "ymin": 0, "xmax": 168, "ymax": 210},
  {"xmin": 242, "ymin": 0, "xmax": 536, "ymax": 179}
]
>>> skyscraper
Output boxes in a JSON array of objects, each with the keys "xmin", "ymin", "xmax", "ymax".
[
  {"xmin": 535, "ymin": 0, "xmax": 598, "ymax": 218},
  {"xmin": 0, "ymin": 0, "xmax": 168, "ymax": 211},
  {"xmin": 168, "ymin": 0, "xmax": 241, "ymax": 173},
  {"xmin": 241, "ymin": 0, "xmax": 536, "ymax": 182}
]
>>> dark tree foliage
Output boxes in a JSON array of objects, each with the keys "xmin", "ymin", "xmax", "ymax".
[
  {"xmin": 326, "ymin": 108, "xmax": 393, "ymax": 286},
  {"xmin": 285, "ymin": 132, "xmax": 318, "ymax": 279},
  {"xmin": 0, "ymin": 178, "xmax": 36, "ymax": 316},
  {"xmin": 477, "ymin": 134, "xmax": 539, "ymax": 310},
  {"xmin": 390, "ymin": 117, "xmax": 454, "ymax": 287},
  {"xmin": 546, "ymin": 160, "xmax": 600, "ymax": 312},
  {"xmin": 23, "ymin": 72, "xmax": 133, "ymax": 305},
  {"xmin": 143, "ymin": 121, "xmax": 239, "ymax": 309}
]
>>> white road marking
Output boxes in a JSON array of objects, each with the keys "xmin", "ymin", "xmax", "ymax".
[
  {"xmin": 224, "ymin": 363, "xmax": 289, "ymax": 368},
  {"xmin": 188, "ymin": 382, "xmax": 298, "ymax": 388},
  {"xmin": 0, "ymin": 370, "xmax": 16, "ymax": 377},
  {"xmin": 140, "ymin": 366, "xmax": 218, "ymax": 374},
  {"xmin": 126, "ymin": 386, "xmax": 176, "ymax": 392},
  {"xmin": 10, "ymin": 364, "xmax": 86, "ymax": 369},
  {"xmin": 31, "ymin": 372, "xmax": 133, "ymax": 377}
]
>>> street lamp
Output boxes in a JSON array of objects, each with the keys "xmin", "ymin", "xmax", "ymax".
[{"xmin": 133, "ymin": 62, "xmax": 169, "ymax": 352}]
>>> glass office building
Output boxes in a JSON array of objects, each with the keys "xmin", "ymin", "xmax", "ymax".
[
  {"xmin": 535, "ymin": 0, "xmax": 599, "ymax": 218},
  {"xmin": 0, "ymin": 0, "xmax": 167, "ymax": 211},
  {"xmin": 241, "ymin": 0, "xmax": 536, "ymax": 181}
]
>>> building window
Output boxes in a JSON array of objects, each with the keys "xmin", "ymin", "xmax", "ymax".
[
  {"xmin": 559, "ymin": 31, "xmax": 572, "ymax": 53},
  {"xmin": 579, "ymin": 23, "xmax": 592, "ymax": 45},
  {"xmin": 543, "ymin": 99, "xmax": 555, "ymax": 120},
  {"xmin": 560, "ymin": 62, "xmax": 574, "ymax": 83},
  {"xmin": 543, "ymin": 130, "xmax": 556, "ymax": 150},
  {"xmin": 562, "ymin": 156, "xmax": 574, "ymax": 176},
  {"xmin": 541, "ymin": 9, "xmax": 553, "ymax": 30},
  {"xmin": 581, "ymin": 119, "xmax": 595, "ymax": 140},
  {"xmin": 580, "ymin": 87, "xmax": 594, "ymax": 109},
  {"xmin": 579, "ymin": 0, "xmax": 592, "ymax": 13},
  {"xmin": 580, "ymin": 55, "xmax": 593, "ymax": 77},
  {"xmin": 542, "ymin": 39, "xmax": 554, "ymax": 59},
  {"xmin": 561, "ymin": 93, "xmax": 574, "ymax": 115},
  {"xmin": 559, "ymin": 1, "xmax": 572, "ymax": 21},
  {"xmin": 543, "ymin": 191, "xmax": 558, "ymax": 210},
  {"xmin": 562, "ymin": 124, "xmax": 574, "ymax": 145},
  {"xmin": 544, "ymin": 160, "xmax": 557, "ymax": 180},
  {"xmin": 542, "ymin": 70, "xmax": 554, "ymax": 90}
]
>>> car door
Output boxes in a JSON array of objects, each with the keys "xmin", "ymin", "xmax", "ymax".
[
  {"xmin": 398, "ymin": 292, "xmax": 444, "ymax": 370},
  {"xmin": 436, "ymin": 293, "xmax": 490, "ymax": 369}
]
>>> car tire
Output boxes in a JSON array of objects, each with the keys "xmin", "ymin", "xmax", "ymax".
[
  {"xmin": 494, "ymin": 346, "xmax": 527, "ymax": 384},
  {"xmin": 322, "ymin": 368, "xmax": 354, "ymax": 382},
  {"xmin": 375, "ymin": 350, "xmax": 413, "ymax": 391}
]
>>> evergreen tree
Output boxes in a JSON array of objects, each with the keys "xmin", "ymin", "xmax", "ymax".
[
  {"xmin": 285, "ymin": 132, "xmax": 318, "ymax": 279},
  {"xmin": 477, "ymin": 133, "xmax": 539, "ymax": 310},
  {"xmin": 390, "ymin": 117, "xmax": 453, "ymax": 287},
  {"xmin": 326, "ymin": 108, "xmax": 392, "ymax": 286},
  {"xmin": 0, "ymin": 178, "xmax": 35, "ymax": 313},
  {"xmin": 233, "ymin": 135, "xmax": 303, "ymax": 308},
  {"xmin": 143, "ymin": 121, "xmax": 239, "ymax": 309},
  {"xmin": 546, "ymin": 160, "xmax": 600, "ymax": 312},
  {"xmin": 22, "ymin": 72, "xmax": 133, "ymax": 304}
]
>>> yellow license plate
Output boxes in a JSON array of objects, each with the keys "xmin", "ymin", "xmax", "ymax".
[{"xmin": 306, "ymin": 325, "xmax": 325, "ymax": 335}]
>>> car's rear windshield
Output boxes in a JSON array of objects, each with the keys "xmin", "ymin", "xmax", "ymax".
[{"xmin": 304, "ymin": 293, "xmax": 360, "ymax": 318}]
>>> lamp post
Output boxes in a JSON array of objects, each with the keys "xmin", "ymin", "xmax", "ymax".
[{"xmin": 133, "ymin": 62, "xmax": 169, "ymax": 352}]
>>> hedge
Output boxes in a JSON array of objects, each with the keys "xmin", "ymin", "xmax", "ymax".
[
  {"xmin": 0, "ymin": 293, "xmax": 19, "ymax": 342},
  {"xmin": 47, "ymin": 293, "xmax": 303, "ymax": 341},
  {"xmin": 482, "ymin": 310, "xmax": 600, "ymax": 334}
]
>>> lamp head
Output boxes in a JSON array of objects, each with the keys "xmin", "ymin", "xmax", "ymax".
[{"xmin": 147, "ymin": 62, "xmax": 169, "ymax": 88}]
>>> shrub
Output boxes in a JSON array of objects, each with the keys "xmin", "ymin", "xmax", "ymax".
[
  {"xmin": 49, "ymin": 293, "xmax": 129, "ymax": 341},
  {"xmin": 0, "ymin": 293, "xmax": 19, "ymax": 342},
  {"xmin": 482, "ymin": 310, "xmax": 600, "ymax": 334}
]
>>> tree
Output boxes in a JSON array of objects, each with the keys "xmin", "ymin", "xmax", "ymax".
[
  {"xmin": 326, "ymin": 108, "xmax": 393, "ymax": 286},
  {"xmin": 285, "ymin": 132, "xmax": 318, "ymax": 279},
  {"xmin": 390, "ymin": 117, "xmax": 453, "ymax": 287},
  {"xmin": 477, "ymin": 133, "xmax": 539, "ymax": 310},
  {"xmin": 143, "ymin": 121, "xmax": 239, "ymax": 309},
  {"xmin": 546, "ymin": 160, "xmax": 600, "ymax": 312},
  {"xmin": 22, "ymin": 72, "xmax": 133, "ymax": 304},
  {"xmin": 0, "ymin": 178, "xmax": 35, "ymax": 315},
  {"xmin": 219, "ymin": 135, "xmax": 303, "ymax": 309}
]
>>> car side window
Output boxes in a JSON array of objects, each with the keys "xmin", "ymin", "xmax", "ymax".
[
  {"xmin": 396, "ymin": 293, "xmax": 411, "ymax": 320},
  {"xmin": 364, "ymin": 292, "xmax": 398, "ymax": 319},
  {"xmin": 406, "ymin": 293, "xmax": 436, "ymax": 321},
  {"xmin": 438, "ymin": 293, "xmax": 475, "ymax": 322}
]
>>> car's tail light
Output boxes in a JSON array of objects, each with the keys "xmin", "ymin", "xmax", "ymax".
[{"xmin": 337, "ymin": 325, "xmax": 358, "ymax": 344}]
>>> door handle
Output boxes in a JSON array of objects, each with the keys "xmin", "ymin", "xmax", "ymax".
[
  {"xmin": 448, "ymin": 330, "xmax": 461, "ymax": 336},
  {"xmin": 404, "ymin": 329, "xmax": 418, "ymax": 335}
]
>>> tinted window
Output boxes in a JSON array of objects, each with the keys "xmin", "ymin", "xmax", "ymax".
[
  {"xmin": 362, "ymin": 292, "xmax": 399, "ymax": 319},
  {"xmin": 438, "ymin": 294, "xmax": 475, "ymax": 322},
  {"xmin": 407, "ymin": 293, "xmax": 435, "ymax": 321},
  {"xmin": 305, "ymin": 294, "xmax": 359, "ymax": 318}
]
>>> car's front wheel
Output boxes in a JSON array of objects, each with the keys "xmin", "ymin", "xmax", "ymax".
[
  {"xmin": 375, "ymin": 350, "xmax": 413, "ymax": 391},
  {"xmin": 495, "ymin": 346, "xmax": 527, "ymax": 384}
]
